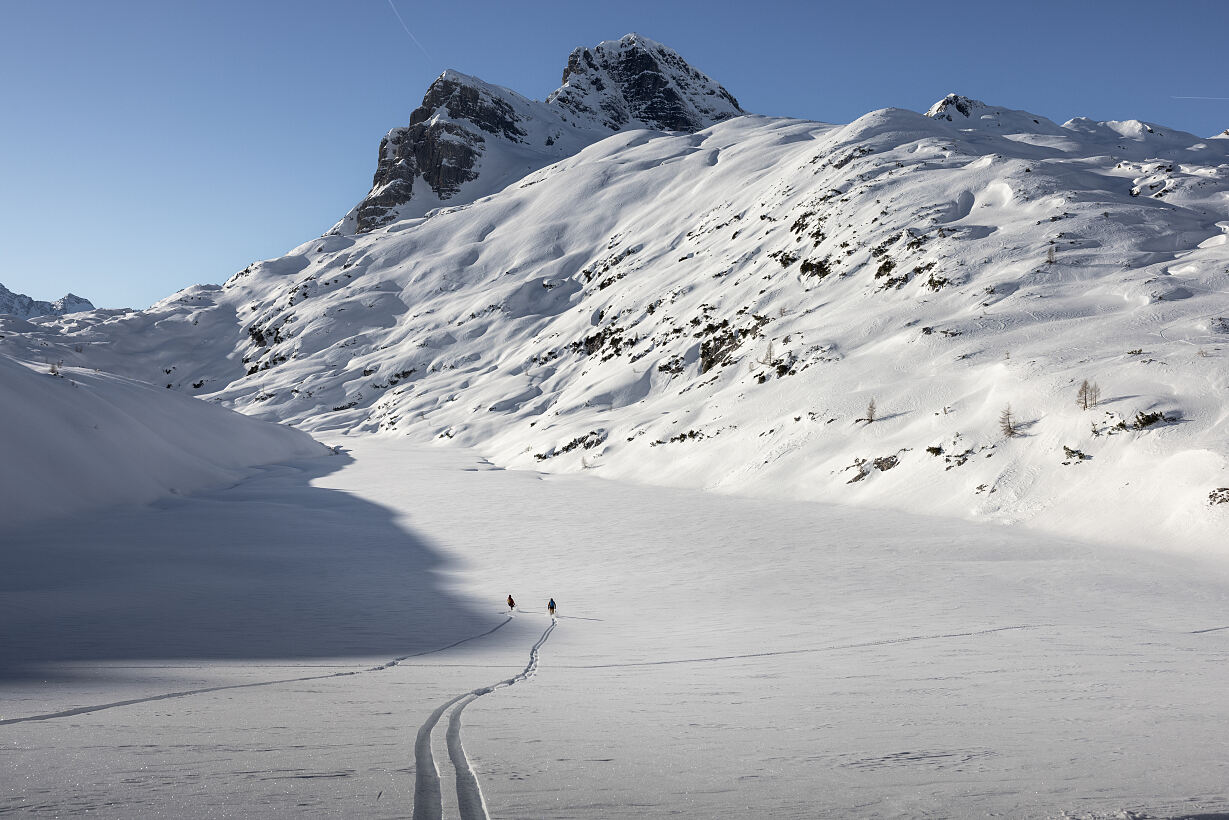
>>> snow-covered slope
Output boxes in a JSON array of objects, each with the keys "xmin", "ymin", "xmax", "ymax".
[
  {"xmin": 0, "ymin": 353, "xmax": 324, "ymax": 527},
  {"xmin": 333, "ymin": 34, "xmax": 742, "ymax": 234},
  {"xmin": 0, "ymin": 282, "xmax": 93, "ymax": 319},
  {"xmin": 7, "ymin": 57, "xmax": 1229, "ymax": 552}
]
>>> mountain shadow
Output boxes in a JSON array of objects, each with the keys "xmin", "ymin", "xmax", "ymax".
[{"xmin": 0, "ymin": 451, "xmax": 495, "ymax": 681}]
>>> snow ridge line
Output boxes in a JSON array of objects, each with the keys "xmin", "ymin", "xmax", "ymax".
[
  {"xmin": 413, "ymin": 620, "xmax": 556, "ymax": 820},
  {"xmin": 0, "ymin": 617, "xmax": 513, "ymax": 727},
  {"xmin": 559, "ymin": 624, "xmax": 1036, "ymax": 669}
]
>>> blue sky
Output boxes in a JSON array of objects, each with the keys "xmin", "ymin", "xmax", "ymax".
[{"xmin": 2, "ymin": 0, "xmax": 1226, "ymax": 309}]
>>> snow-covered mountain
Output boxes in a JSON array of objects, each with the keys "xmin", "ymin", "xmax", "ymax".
[
  {"xmin": 4, "ymin": 41, "xmax": 1228, "ymax": 550},
  {"xmin": 0, "ymin": 282, "xmax": 93, "ymax": 319},
  {"xmin": 333, "ymin": 34, "xmax": 742, "ymax": 234}
]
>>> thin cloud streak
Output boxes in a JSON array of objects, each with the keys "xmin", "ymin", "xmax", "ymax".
[
  {"xmin": 1171, "ymin": 95, "xmax": 1229, "ymax": 101},
  {"xmin": 386, "ymin": 0, "xmax": 432, "ymax": 60}
]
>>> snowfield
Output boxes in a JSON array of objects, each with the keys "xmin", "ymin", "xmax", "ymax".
[
  {"xmin": 0, "ymin": 353, "xmax": 324, "ymax": 525},
  {"xmin": 4, "ymin": 439, "xmax": 1229, "ymax": 818},
  {"xmin": 3, "ymin": 34, "xmax": 1229, "ymax": 819}
]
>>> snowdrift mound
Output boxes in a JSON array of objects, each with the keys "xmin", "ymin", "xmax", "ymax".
[{"xmin": 0, "ymin": 354, "xmax": 325, "ymax": 527}]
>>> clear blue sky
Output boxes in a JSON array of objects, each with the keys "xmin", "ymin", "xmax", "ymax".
[{"xmin": 2, "ymin": 0, "xmax": 1226, "ymax": 309}]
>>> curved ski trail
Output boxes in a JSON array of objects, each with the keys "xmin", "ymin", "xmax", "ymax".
[
  {"xmin": 413, "ymin": 620, "xmax": 556, "ymax": 820},
  {"xmin": 0, "ymin": 617, "xmax": 514, "ymax": 726}
]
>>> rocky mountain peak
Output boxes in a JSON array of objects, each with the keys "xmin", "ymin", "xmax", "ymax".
[
  {"xmin": 339, "ymin": 34, "xmax": 744, "ymax": 235},
  {"xmin": 926, "ymin": 93, "xmax": 1062, "ymax": 134},
  {"xmin": 925, "ymin": 93, "xmax": 990, "ymax": 122},
  {"xmin": 409, "ymin": 70, "xmax": 529, "ymax": 142},
  {"xmin": 349, "ymin": 71, "xmax": 536, "ymax": 233},
  {"xmin": 548, "ymin": 33, "xmax": 744, "ymax": 132}
]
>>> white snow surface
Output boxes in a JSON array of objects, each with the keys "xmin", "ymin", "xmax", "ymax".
[
  {"xmin": 4, "ymin": 439, "xmax": 1229, "ymax": 818},
  {"xmin": 8, "ymin": 100, "xmax": 1228, "ymax": 553},
  {"xmin": 0, "ymin": 352, "xmax": 324, "ymax": 525}
]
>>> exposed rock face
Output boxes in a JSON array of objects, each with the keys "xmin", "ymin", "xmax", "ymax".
[
  {"xmin": 355, "ymin": 72, "xmax": 520, "ymax": 233},
  {"xmin": 547, "ymin": 34, "xmax": 743, "ymax": 132},
  {"xmin": 0, "ymin": 283, "xmax": 93, "ymax": 318},
  {"xmin": 925, "ymin": 93, "xmax": 1067, "ymax": 135},
  {"xmin": 344, "ymin": 34, "xmax": 745, "ymax": 234},
  {"xmin": 925, "ymin": 93, "xmax": 986, "ymax": 122}
]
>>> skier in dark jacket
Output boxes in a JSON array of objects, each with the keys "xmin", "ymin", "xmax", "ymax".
[
  {"xmin": 547, "ymin": 598, "xmax": 556, "ymax": 617},
  {"xmin": 507, "ymin": 595, "xmax": 516, "ymax": 612}
]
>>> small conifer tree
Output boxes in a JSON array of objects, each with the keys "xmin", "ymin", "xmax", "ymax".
[{"xmin": 999, "ymin": 404, "xmax": 1018, "ymax": 437}]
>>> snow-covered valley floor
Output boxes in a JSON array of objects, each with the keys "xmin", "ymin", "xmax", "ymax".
[{"xmin": 4, "ymin": 439, "xmax": 1229, "ymax": 819}]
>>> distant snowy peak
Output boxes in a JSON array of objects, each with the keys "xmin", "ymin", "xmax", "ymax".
[
  {"xmin": 547, "ymin": 33, "xmax": 744, "ymax": 132},
  {"xmin": 0, "ymin": 283, "xmax": 93, "ymax": 319},
  {"xmin": 925, "ymin": 93, "xmax": 1062, "ymax": 133},
  {"xmin": 342, "ymin": 34, "xmax": 744, "ymax": 234},
  {"xmin": 924, "ymin": 93, "xmax": 985, "ymax": 121}
]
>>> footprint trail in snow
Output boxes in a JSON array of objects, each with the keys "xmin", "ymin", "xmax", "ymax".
[{"xmin": 413, "ymin": 619, "xmax": 556, "ymax": 820}]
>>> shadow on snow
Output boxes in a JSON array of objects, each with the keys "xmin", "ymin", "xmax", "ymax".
[{"xmin": 0, "ymin": 450, "xmax": 495, "ymax": 680}]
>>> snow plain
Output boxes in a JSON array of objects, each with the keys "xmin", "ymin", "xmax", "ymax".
[{"xmin": 5, "ymin": 437, "xmax": 1229, "ymax": 819}]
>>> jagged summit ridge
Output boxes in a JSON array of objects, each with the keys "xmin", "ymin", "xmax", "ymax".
[
  {"xmin": 339, "ymin": 34, "xmax": 745, "ymax": 234},
  {"xmin": 0, "ymin": 282, "xmax": 93, "ymax": 319},
  {"xmin": 547, "ymin": 33, "xmax": 743, "ymax": 132}
]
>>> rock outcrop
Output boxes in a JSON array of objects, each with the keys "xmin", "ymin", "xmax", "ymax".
[
  {"xmin": 354, "ymin": 71, "xmax": 527, "ymax": 233},
  {"xmin": 925, "ymin": 93, "xmax": 984, "ymax": 122},
  {"xmin": 547, "ymin": 34, "xmax": 743, "ymax": 132}
]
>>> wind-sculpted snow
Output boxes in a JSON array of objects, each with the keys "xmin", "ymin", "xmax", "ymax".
[
  {"xmin": 7, "ymin": 95, "xmax": 1229, "ymax": 552},
  {"xmin": 0, "ymin": 352, "xmax": 323, "ymax": 526}
]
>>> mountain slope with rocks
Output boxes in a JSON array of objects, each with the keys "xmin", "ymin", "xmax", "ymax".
[{"xmin": 4, "ymin": 42, "xmax": 1227, "ymax": 551}]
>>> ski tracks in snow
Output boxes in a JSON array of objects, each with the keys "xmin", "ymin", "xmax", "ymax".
[
  {"xmin": 413, "ymin": 619, "xmax": 556, "ymax": 820},
  {"xmin": 0, "ymin": 617, "xmax": 514, "ymax": 726}
]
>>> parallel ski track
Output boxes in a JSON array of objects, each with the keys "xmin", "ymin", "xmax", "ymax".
[
  {"xmin": 413, "ymin": 620, "xmax": 556, "ymax": 820},
  {"xmin": 0, "ymin": 616, "xmax": 513, "ymax": 726},
  {"xmin": 557, "ymin": 624, "xmax": 1037, "ymax": 669}
]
